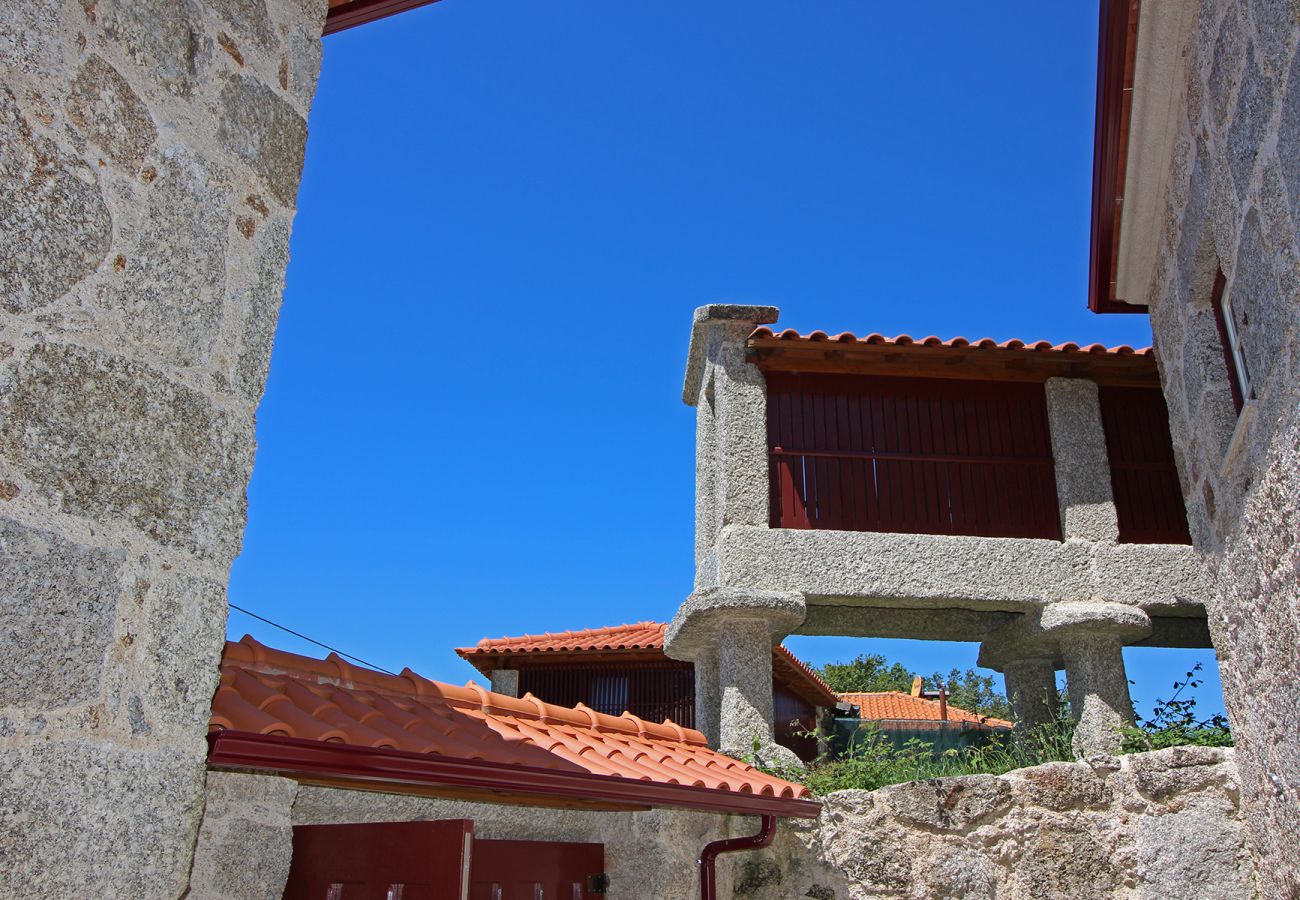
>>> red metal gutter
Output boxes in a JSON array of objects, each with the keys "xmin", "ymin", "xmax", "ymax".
[
  {"xmin": 207, "ymin": 731, "xmax": 821, "ymax": 820},
  {"xmin": 323, "ymin": 0, "xmax": 443, "ymax": 35},
  {"xmin": 1088, "ymin": 0, "xmax": 1147, "ymax": 314},
  {"xmin": 699, "ymin": 815, "xmax": 778, "ymax": 900}
]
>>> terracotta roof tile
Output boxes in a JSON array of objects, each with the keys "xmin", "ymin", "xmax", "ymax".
[
  {"xmin": 211, "ymin": 636, "xmax": 812, "ymax": 808},
  {"xmin": 456, "ymin": 622, "xmax": 838, "ymax": 707},
  {"xmin": 750, "ymin": 327, "xmax": 1152, "ymax": 358},
  {"xmin": 838, "ymin": 691, "xmax": 1014, "ymax": 730}
]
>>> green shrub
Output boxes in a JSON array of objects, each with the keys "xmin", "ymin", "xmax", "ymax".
[
  {"xmin": 1120, "ymin": 663, "xmax": 1232, "ymax": 753},
  {"xmin": 756, "ymin": 714, "xmax": 1076, "ymax": 795}
]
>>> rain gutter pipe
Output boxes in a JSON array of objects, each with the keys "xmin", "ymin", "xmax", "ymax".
[{"xmin": 698, "ymin": 814, "xmax": 778, "ymax": 900}]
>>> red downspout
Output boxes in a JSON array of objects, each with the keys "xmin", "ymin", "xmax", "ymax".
[{"xmin": 699, "ymin": 815, "xmax": 777, "ymax": 900}]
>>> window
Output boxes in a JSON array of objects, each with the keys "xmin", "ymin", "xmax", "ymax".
[{"xmin": 1211, "ymin": 267, "xmax": 1252, "ymax": 415}]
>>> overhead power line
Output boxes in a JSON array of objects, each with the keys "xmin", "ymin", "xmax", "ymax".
[{"xmin": 228, "ymin": 602, "xmax": 397, "ymax": 675}]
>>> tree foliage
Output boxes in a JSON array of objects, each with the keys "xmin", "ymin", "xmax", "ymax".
[{"xmin": 819, "ymin": 653, "xmax": 915, "ymax": 694}]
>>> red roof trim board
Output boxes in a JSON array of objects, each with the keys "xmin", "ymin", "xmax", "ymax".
[
  {"xmin": 457, "ymin": 622, "xmax": 838, "ymax": 708},
  {"xmin": 1089, "ymin": 0, "xmax": 1148, "ymax": 314},
  {"xmin": 323, "ymin": 0, "xmax": 442, "ymax": 35},
  {"xmin": 210, "ymin": 636, "xmax": 817, "ymax": 818}
]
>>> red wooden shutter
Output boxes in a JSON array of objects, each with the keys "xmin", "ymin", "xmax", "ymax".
[
  {"xmin": 1097, "ymin": 386, "xmax": 1192, "ymax": 544},
  {"xmin": 766, "ymin": 373, "xmax": 1061, "ymax": 540}
]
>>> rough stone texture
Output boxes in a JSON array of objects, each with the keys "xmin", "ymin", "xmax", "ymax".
[
  {"xmin": 0, "ymin": 516, "xmax": 123, "ymax": 708},
  {"xmin": 0, "ymin": 86, "xmax": 112, "ymax": 314},
  {"xmin": 289, "ymin": 785, "xmax": 730, "ymax": 900},
  {"xmin": 1043, "ymin": 378, "xmax": 1121, "ymax": 542},
  {"xmin": 189, "ymin": 773, "xmax": 298, "ymax": 900},
  {"xmin": 217, "ymin": 75, "xmax": 309, "ymax": 206},
  {"xmin": 488, "ymin": 667, "xmax": 519, "ymax": 697},
  {"xmin": 718, "ymin": 616, "xmax": 779, "ymax": 758},
  {"xmin": 0, "ymin": 342, "xmax": 254, "ymax": 561},
  {"xmin": 0, "ymin": 0, "xmax": 327, "ymax": 895},
  {"xmin": 1145, "ymin": 2, "xmax": 1300, "ymax": 893},
  {"xmin": 730, "ymin": 748, "xmax": 1255, "ymax": 900},
  {"xmin": 1001, "ymin": 658, "xmax": 1059, "ymax": 732},
  {"xmin": 1062, "ymin": 634, "xmax": 1135, "ymax": 757},
  {"xmin": 64, "ymin": 54, "xmax": 157, "ymax": 170},
  {"xmin": 0, "ymin": 741, "xmax": 208, "ymax": 897},
  {"xmin": 707, "ymin": 524, "xmax": 1207, "ymax": 616}
]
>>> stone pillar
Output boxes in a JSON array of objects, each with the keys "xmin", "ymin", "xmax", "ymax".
[
  {"xmin": 489, "ymin": 669, "xmax": 520, "ymax": 698},
  {"xmin": 1063, "ymin": 634, "xmax": 1135, "ymax": 757},
  {"xmin": 1044, "ymin": 378, "xmax": 1121, "ymax": 542},
  {"xmin": 664, "ymin": 587, "xmax": 805, "ymax": 765},
  {"xmin": 682, "ymin": 305, "xmax": 780, "ymax": 570},
  {"xmin": 717, "ymin": 617, "xmax": 776, "ymax": 755},
  {"xmin": 692, "ymin": 647, "xmax": 721, "ymax": 746},
  {"xmin": 1002, "ymin": 658, "xmax": 1060, "ymax": 732},
  {"xmin": 0, "ymin": 1, "xmax": 327, "ymax": 895}
]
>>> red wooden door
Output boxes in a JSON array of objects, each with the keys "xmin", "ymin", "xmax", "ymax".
[
  {"xmin": 469, "ymin": 839, "xmax": 605, "ymax": 900},
  {"xmin": 284, "ymin": 820, "xmax": 474, "ymax": 900}
]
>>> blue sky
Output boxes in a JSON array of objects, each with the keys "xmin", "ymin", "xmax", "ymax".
[{"xmin": 227, "ymin": 0, "xmax": 1226, "ymax": 720}]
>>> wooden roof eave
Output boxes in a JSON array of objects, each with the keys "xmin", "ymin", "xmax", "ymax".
[{"xmin": 748, "ymin": 340, "xmax": 1160, "ymax": 388}]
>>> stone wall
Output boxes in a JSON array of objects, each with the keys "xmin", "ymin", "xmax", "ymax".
[
  {"xmin": 191, "ymin": 749, "xmax": 1254, "ymax": 899},
  {"xmin": 190, "ymin": 775, "xmax": 732, "ymax": 899},
  {"xmin": 0, "ymin": 0, "xmax": 326, "ymax": 894},
  {"xmin": 729, "ymin": 747, "xmax": 1255, "ymax": 900},
  {"xmin": 1144, "ymin": 2, "xmax": 1300, "ymax": 894}
]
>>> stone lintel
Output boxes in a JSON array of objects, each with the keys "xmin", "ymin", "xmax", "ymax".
[
  {"xmin": 712, "ymin": 526, "xmax": 1207, "ymax": 616},
  {"xmin": 664, "ymin": 587, "xmax": 805, "ymax": 661},
  {"xmin": 800, "ymin": 604, "xmax": 1016, "ymax": 642},
  {"xmin": 682, "ymin": 304, "xmax": 779, "ymax": 406}
]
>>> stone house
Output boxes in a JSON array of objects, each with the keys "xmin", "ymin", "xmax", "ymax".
[
  {"xmin": 457, "ymin": 621, "xmax": 839, "ymax": 761},
  {"xmin": 198, "ymin": 634, "xmax": 818, "ymax": 897},
  {"xmin": 666, "ymin": 307, "xmax": 1211, "ymax": 762},
  {"xmin": 0, "ymin": 0, "xmax": 1296, "ymax": 895},
  {"xmin": 1085, "ymin": 1, "xmax": 1300, "ymax": 895},
  {"xmin": 836, "ymin": 683, "xmax": 1014, "ymax": 754}
]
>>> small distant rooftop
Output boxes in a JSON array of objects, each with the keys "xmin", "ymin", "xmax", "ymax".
[{"xmin": 838, "ymin": 689, "xmax": 1014, "ymax": 731}]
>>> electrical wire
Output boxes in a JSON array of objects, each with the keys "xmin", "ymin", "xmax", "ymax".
[{"xmin": 228, "ymin": 602, "xmax": 397, "ymax": 675}]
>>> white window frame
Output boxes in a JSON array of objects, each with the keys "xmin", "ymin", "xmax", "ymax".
[{"xmin": 1217, "ymin": 283, "xmax": 1253, "ymax": 406}]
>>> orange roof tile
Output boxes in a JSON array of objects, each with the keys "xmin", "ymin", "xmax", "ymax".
[
  {"xmin": 456, "ymin": 622, "xmax": 838, "ymax": 708},
  {"xmin": 749, "ymin": 327, "xmax": 1153, "ymax": 357},
  {"xmin": 209, "ymin": 636, "xmax": 818, "ymax": 817},
  {"xmin": 838, "ymin": 691, "xmax": 1014, "ymax": 730}
]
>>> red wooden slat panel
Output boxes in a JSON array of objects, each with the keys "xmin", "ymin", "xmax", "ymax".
[
  {"xmin": 764, "ymin": 373, "xmax": 1062, "ymax": 540},
  {"xmin": 1098, "ymin": 386, "xmax": 1192, "ymax": 544}
]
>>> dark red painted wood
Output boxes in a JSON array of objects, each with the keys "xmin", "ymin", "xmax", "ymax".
[
  {"xmin": 470, "ymin": 839, "xmax": 604, "ymax": 900},
  {"xmin": 766, "ymin": 373, "xmax": 1062, "ymax": 540},
  {"xmin": 1098, "ymin": 386, "xmax": 1193, "ymax": 544},
  {"xmin": 518, "ymin": 662, "xmax": 694, "ymax": 726},
  {"xmin": 773, "ymin": 684, "xmax": 818, "ymax": 763},
  {"xmin": 284, "ymin": 819, "xmax": 473, "ymax": 900},
  {"xmin": 208, "ymin": 732, "xmax": 823, "ymax": 818}
]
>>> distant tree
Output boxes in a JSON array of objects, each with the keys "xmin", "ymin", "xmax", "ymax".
[
  {"xmin": 819, "ymin": 653, "xmax": 916, "ymax": 694},
  {"xmin": 930, "ymin": 667, "xmax": 1012, "ymax": 721}
]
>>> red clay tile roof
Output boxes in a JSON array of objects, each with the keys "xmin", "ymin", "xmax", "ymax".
[
  {"xmin": 209, "ymin": 636, "xmax": 817, "ymax": 817},
  {"xmin": 838, "ymin": 691, "xmax": 1014, "ymax": 730},
  {"xmin": 457, "ymin": 622, "xmax": 838, "ymax": 708},
  {"xmin": 749, "ymin": 327, "xmax": 1153, "ymax": 357}
]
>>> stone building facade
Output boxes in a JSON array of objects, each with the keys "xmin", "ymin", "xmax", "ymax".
[
  {"xmin": 0, "ymin": 0, "xmax": 327, "ymax": 894},
  {"xmin": 1090, "ymin": 1, "xmax": 1300, "ymax": 895},
  {"xmin": 666, "ymin": 305, "xmax": 1211, "ymax": 762}
]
